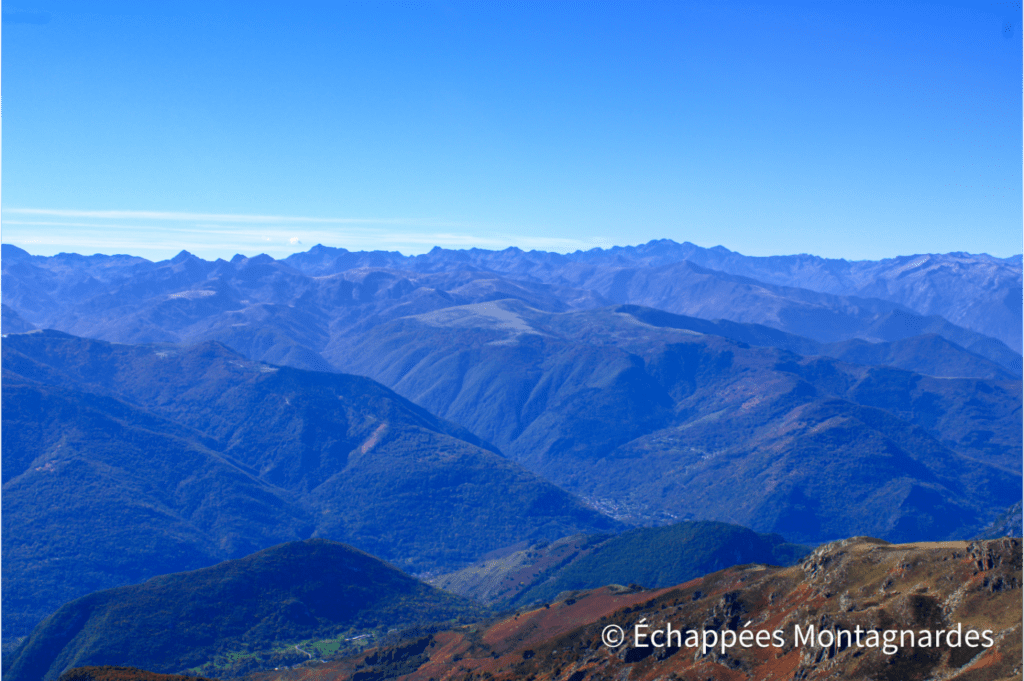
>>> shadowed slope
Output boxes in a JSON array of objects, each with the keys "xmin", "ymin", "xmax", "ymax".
[
  {"xmin": 431, "ymin": 521, "xmax": 809, "ymax": 608},
  {"xmin": 2, "ymin": 331, "xmax": 618, "ymax": 640},
  {"xmin": 4, "ymin": 540, "xmax": 484, "ymax": 681}
]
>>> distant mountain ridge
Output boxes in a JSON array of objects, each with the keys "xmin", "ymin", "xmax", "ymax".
[
  {"xmin": 328, "ymin": 300, "xmax": 1021, "ymax": 543},
  {"xmin": 616, "ymin": 304, "xmax": 1016, "ymax": 380},
  {"xmin": 281, "ymin": 239, "xmax": 1023, "ymax": 352},
  {"xmin": 1, "ymin": 303, "xmax": 35, "ymax": 333},
  {"xmin": 3, "ymin": 241, "xmax": 1019, "ymax": 375}
]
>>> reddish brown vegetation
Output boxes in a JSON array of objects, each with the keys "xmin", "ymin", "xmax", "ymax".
[{"xmin": 250, "ymin": 538, "xmax": 1022, "ymax": 681}]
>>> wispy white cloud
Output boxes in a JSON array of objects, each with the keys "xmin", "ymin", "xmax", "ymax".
[
  {"xmin": 3, "ymin": 207, "xmax": 477, "ymax": 228},
  {"xmin": 1, "ymin": 207, "xmax": 610, "ymax": 259}
]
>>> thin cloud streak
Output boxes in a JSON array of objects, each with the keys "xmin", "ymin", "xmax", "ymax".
[
  {"xmin": 5, "ymin": 220, "xmax": 592, "ymax": 250},
  {"xmin": 2, "ymin": 209, "xmax": 606, "ymax": 259},
  {"xmin": 4, "ymin": 207, "xmax": 480, "ymax": 229}
]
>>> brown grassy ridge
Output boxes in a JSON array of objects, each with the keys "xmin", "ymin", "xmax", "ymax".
[{"xmin": 248, "ymin": 537, "xmax": 1022, "ymax": 681}]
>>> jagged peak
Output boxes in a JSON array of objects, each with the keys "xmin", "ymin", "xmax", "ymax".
[{"xmin": 169, "ymin": 250, "xmax": 194, "ymax": 264}]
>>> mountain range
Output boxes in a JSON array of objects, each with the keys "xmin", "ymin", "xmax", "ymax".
[
  {"xmin": 2, "ymin": 331, "xmax": 616, "ymax": 640},
  {"xmin": 3, "ymin": 241, "xmax": 1020, "ymax": 373},
  {"xmin": 330, "ymin": 299, "xmax": 1021, "ymax": 540},
  {"xmin": 4, "ymin": 320, "xmax": 1018, "ymax": 644},
  {"xmin": 2, "ymin": 239, "xmax": 1020, "ymax": 671},
  {"xmin": 279, "ymin": 240, "xmax": 1023, "ymax": 354}
]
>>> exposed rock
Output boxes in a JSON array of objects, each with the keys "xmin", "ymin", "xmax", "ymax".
[{"xmin": 248, "ymin": 538, "xmax": 1022, "ymax": 681}]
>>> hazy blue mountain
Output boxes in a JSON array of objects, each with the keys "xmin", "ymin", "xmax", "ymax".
[
  {"xmin": 611, "ymin": 241, "xmax": 1022, "ymax": 353},
  {"xmin": 489, "ymin": 257, "xmax": 1020, "ymax": 371},
  {"xmin": 327, "ymin": 300, "xmax": 1021, "ymax": 544},
  {"xmin": 618, "ymin": 305, "xmax": 1016, "ymax": 380},
  {"xmin": 0, "ymin": 246, "xmax": 608, "ymax": 373},
  {"xmin": 4, "ymin": 540, "xmax": 483, "ymax": 681},
  {"xmin": 2, "ymin": 303, "xmax": 35, "ymax": 333},
  {"xmin": 975, "ymin": 501, "xmax": 1024, "ymax": 539},
  {"xmin": 286, "ymin": 243, "xmax": 1023, "ymax": 362},
  {"xmin": 284, "ymin": 240, "xmax": 1024, "ymax": 352},
  {"xmin": 2, "ymin": 331, "xmax": 617, "ymax": 639},
  {"xmin": 2, "ymin": 378, "xmax": 308, "ymax": 642},
  {"xmin": 3, "ymin": 242, "xmax": 1019, "ymax": 376}
]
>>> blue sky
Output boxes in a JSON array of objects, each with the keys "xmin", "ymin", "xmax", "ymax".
[{"xmin": 2, "ymin": 0, "xmax": 1021, "ymax": 261}]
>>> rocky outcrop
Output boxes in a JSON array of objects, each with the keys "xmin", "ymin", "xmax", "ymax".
[{"xmin": 252, "ymin": 537, "xmax": 1022, "ymax": 681}]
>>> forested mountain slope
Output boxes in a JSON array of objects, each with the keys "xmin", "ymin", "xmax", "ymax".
[{"xmin": 2, "ymin": 331, "xmax": 617, "ymax": 639}]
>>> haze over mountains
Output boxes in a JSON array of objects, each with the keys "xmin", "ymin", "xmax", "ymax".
[
  {"xmin": 3, "ymin": 331, "xmax": 616, "ymax": 640},
  {"xmin": 2, "ymin": 239, "xmax": 1020, "ymax": 671},
  {"xmin": 3, "ymin": 241, "xmax": 1020, "ymax": 370},
  {"xmin": 333, "ymin": 299, "xmax": 1020, "ymax": 538}
]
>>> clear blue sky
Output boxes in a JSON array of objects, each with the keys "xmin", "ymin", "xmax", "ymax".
[{"xmin": 2, "ymin": 0, "xmax": 1021, "ymax": 261}]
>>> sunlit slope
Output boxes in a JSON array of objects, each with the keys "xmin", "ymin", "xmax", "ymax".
[
  {"xmin": 258, "ymin": 537, "xmax": 1023, "ymax": 681},
  {"xmin": 329, "ymin": 301, "xmax": 1021, "ymax": 542}
]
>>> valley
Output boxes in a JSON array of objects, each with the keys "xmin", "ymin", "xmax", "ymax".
[{"xmin": 2, "ymin": 240, "xmax": 1020, "ymax": 679}]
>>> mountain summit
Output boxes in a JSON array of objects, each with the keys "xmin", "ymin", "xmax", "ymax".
[{"xmin": 4, "ymin": 539, "xmax": 482, "ymax": 681}]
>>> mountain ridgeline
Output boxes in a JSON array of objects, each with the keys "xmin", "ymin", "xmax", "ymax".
[
  {"xmin": 2, "ymin": 240, "xmax": 1020, "ymax": 669},
  {"xmin": 329, "ymin": 300, "xmax": 1021, "ymax": 543},
  {"xmin": 269, "ymin": 538, "xmax": 1023, "ymax": 681},
  {"xmin": 2, "ymin": 241, "xmax": 1020, "ymax": 371},
  {"xmin": 3, "ymin": 540, "xmax": 483, "ymax": 681},
  {"xmin": 430, "ymin": 521, "xmax": 809, "ymax": 608},
  {"xmin": 2, "ymin": 331, "xmax": 617, "ymax": 640}
]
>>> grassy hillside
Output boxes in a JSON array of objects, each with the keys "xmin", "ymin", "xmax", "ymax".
[
  {"xmin": 431, "ymin": 521, "xmax": 808, "ymax": 607},
  {"xmin": 4, "ymin": 540, "xmax": 484, "ymax": 681},
  {"xmin": 258, "ymin": 537, "xmax": 1023, "ymax": 681}
]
